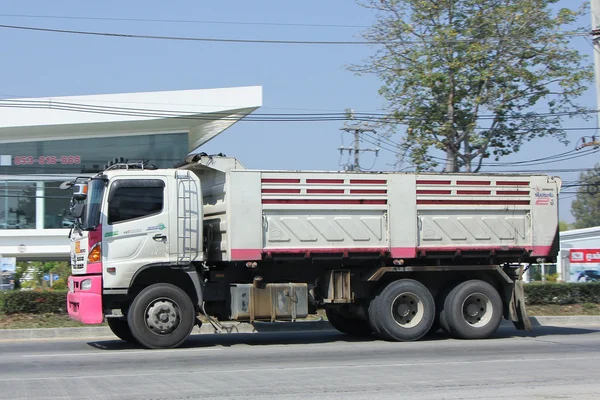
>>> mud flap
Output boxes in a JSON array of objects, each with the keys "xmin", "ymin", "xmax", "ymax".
[{"xmin": 508, "ymin": 266, "xmax": 532, "ymax": 331}]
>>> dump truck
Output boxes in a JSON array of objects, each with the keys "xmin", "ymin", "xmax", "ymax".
[{"xmin": 65, "ymin": 154, "xmax": 561, "ymax": 348}]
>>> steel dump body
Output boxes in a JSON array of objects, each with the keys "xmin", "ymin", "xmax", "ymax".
[{"xmin": 192, "ymin": 159, "xmax": 560, "ymax": 264}]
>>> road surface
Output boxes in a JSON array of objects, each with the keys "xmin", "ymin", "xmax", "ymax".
[{"xmin": 0, "ymin": 326, "xmax": 599, "ymax": 399}]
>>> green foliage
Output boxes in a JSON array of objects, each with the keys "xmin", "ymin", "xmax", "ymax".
[
  {"xmin": 571, "ymin": 163, "xmax": 600, "ymax": 229},
  {"xmin": 352, "ymin": 0, "xmax": 593, "ymax": 172},
  {"xmin": 558, "ymin": 221, "xmax": 571, "ymax": 232},
  {"xmin": 0, "ymin": 291, "xmax": 5, "ymax": 313},
  {"xmin": 1, "ymin": 290, "xmax": 68, "ymax": 314},
  {"xmin": 544, "ymin": 273, "xmax": 560, "ymax": 283},
  {"xmin": 525, "ymin": 283, "xmax": 600, "ymax": 305},
  {"xmin": 15, "ymin": 261, "xmax": 70, "ymax": 290}
]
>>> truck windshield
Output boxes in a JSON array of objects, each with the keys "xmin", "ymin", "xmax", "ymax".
[{"xmin": 82, "ymin": 178, "xmax": 105, "ymax": 230}]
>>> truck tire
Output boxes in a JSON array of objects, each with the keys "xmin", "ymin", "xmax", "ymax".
[
  {"xmin": 368, "ymin": 279, "xmax": 435, "ymax": 342},
  {"xmin": 441, "ymin": 280, "xmax": 503, "ymax": 339},
  {"xmin": 107, "ymin": 318, "xmax": 137, "ymax": 343},
  {"xmin": 436, "ymin": 284, "xmax": 457, "ymax": 335},
  {"xmin": 325, "ymin": 308, "xmax": 372, "ymax": 337},
  {"xmin": 127, "ymin": 283, "xmax": 195, "ymax": 349}
]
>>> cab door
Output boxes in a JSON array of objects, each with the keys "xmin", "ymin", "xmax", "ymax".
[{"xmin": 102, "ymin": 177, "xmax": 170, "ymax": 289}]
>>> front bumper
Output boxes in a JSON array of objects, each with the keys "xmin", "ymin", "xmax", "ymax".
[{"xmin": 67, "ymin": 275, "xmax": 103, "ymax": 324}]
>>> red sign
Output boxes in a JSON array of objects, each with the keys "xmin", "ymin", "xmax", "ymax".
[
  {"xmin": 12, "ymin": 155, "xmax": 81, "ymax": 165},
  {"xmin": 569, "ymin": 249, "xmax": 600, "ymax": 263}
]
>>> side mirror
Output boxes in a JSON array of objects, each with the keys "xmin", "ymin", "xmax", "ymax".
[
  {"xmin": 59, "ymin": 181, "xmax": 73, "ymax": 190},
  {"xmin": 70, "ymin": 203, "xmax": 85, "ymax": 219}
]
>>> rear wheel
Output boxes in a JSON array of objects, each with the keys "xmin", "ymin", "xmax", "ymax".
[
  {"xmin": 442, "ymin": 280, "xmax": 503, "ymax": 339},
  {"xmin": 127, "ymin": 283, "xmax": 195, "ymax": 349},
  {"xmin": 107, "ymin": 318, "xmax": 137, "ymax": 343},
  {"xmin": 325, "ymin": 307, "xmax": 372, "ymax": 337},
  {"xmin": 368, "ymin": 279, "xmax": 435, "ymax": 341}
]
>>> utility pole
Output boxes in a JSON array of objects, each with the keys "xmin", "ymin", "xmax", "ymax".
[
  {"xmin": 592, "ymin": 0, "xmax": 600, "ymax": 129},
  {"xmin": 576, "ymin": 137, "xmax": 600, "ymax": 150},
  {"xmin": 339, "ymin": 109, "xmax": 379, "ymax": 171}
]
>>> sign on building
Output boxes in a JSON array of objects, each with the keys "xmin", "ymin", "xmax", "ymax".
[
  {"xmin": 0, "ymin": 257, "xmax": 16, "ymax": 290},
  {"xmin": 568, "ymin": 249, "xmax": 600, "ymax": 282}
]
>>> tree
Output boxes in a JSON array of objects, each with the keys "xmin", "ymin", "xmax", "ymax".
[
  {"xmin": 14, "ymin": 261, "xmax": 70, "ymax": 290},
  {"xmin": 352, "ymin": 0, "xmax": 593, "ymax": 172},
  {"xmin": 571, "ymin": 164, "xmax": 600, "ymax": 229},
  {"xmin": 558, "ymin": 220, "xmax": 571, "ymax": 232}
]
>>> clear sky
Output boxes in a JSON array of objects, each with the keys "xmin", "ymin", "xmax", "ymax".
[{"xmin": 0, "ymin": 0, "xmax": 597, "ymax": 223}]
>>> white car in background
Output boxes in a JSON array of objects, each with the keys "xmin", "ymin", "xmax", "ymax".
[
  {"xmin": 62, "ymin": 218, "xmax": 75, "ymax": 228},
  {"xmin": 0, "ymin": 220, "xmax": 21, "ymax": 229}
]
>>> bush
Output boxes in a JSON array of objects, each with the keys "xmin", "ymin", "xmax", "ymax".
[
  {"xmin": 525, "ymin": 283, "xmax": 600, "ymax": 305},
  {"xmin": 1, "ymin": 290, "xmax": 68, "ymax": 314},
  {"xmin": 544, "ymin": 273, "xmax": 559, "ymax": 283}
]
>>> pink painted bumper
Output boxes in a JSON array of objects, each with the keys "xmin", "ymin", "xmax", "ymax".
[{"xmin": 67, "ymin": 275, "xmax": 104, "ymax": 324}]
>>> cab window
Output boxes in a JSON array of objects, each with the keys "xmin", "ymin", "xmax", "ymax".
[{"xmin": 107, "ymin": 180, "xmax": 164, "ymax": 224}]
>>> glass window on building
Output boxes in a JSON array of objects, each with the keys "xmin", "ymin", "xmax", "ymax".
[
  {"xmin": 0, "ymin": 182, "xmax": 36, "ymax": 229},
  {"xmin": 0, "ymin": 132, "xmax": 188, "ymax": 175},
  {"xmin": 0, "ymin": 131, "xmax": 188, "ymax": 229},
  {"xmin": 44, "ymin": 181, "xmax": 75, "ymax": 229}
]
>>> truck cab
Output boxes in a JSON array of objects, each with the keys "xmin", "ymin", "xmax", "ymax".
[{"xmin": 67, "ymin": 167, "xmax": 203, "ymax": 326}]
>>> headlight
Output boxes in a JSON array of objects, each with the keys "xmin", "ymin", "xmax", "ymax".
[{"xmin": 80, "ymin": 279, "xmax": 92, "ymax": 291}]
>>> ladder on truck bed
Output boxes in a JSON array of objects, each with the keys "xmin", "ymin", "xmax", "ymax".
[{"xmin": 175, "ymin": 170, "xmax": 200, "ymax": 265}]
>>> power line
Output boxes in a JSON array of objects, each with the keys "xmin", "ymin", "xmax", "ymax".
[
  {"xmin": 0, "ymin": 14, "xmax": 369, "ymax": 29},
  {"xmin": 0, "ymin": 24, "xmax": 378, "ymax": 45},
  {"xmin": 0, "ymin": 23, "xmax": 588, "ymax": 46},
  {"xmin": 1, "ymin": 98, "xmax": 598, "ymax": 123}
]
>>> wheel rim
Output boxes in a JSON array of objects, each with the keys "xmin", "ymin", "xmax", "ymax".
[
  {"xmin": 390, "ymin": 292, "xmax": 424, "ymax": 328},
  {"xmin": 145, "ymin": 297, "xmax": 181, "ymax": 335},
  {"xmin": 461, "ymin": 292, "xmax": 493, "ymax": 327}
]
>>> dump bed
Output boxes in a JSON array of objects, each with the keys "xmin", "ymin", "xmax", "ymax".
[{"xmin": 195, "ymin": 161, "xmax": 561, "ymax": 263}]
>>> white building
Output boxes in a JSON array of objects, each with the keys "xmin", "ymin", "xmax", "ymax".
[
  {"xmin": 0, "ymin": 86, "xmax": 262, "ymax": 260},
  {"xmin": 557, "ymin": 226, "xmax": 600, "ymax": 282}
]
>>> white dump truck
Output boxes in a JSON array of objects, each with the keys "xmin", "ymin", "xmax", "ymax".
[{"xmin": 65, "ymin": 154, "xmax": 561, "ymax": 348}]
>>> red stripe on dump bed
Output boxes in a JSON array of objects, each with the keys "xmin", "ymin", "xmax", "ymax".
[
  {"xmin": 496, "ymin": 181, "xmax": 530, "ymax": 186},
  {"xmin": 263, "ymin": 199, "xmax": 387, "ymax": 205},
  {"xmin": 350, "ymin": 189, "xmax": 388, "ymax": 194},
  {"xmin": 306, "ymin": 179, "xmax": 345, "ymax": 184},
  {"xmin": 262, "ymin": 189, "xmax": 301, "ymax": 194},
  {"xmin": 418, "ymin": 245, "xmax": 534, "ymax": 253},
  {"xmin": 532, "ymin": 246, "xmax": 553, "ymax": 256},
  {"xmin": 456, "ymin": 190, "xmax": 491, "ymax": 195},
  {"xmin": 456, "ymin": 180, "xmax": 491, "ymax": 186},
  {"xmin": 417, "ymin": 199, "xmax": 529, "ymax": 206},
  {"xmin": 416, "ymin": 189, "xmax": 452, "ymax": 195},
  {"xmin": 390, "ymin": 247, "xmax": 418, "ymax": 258},
  {"xmin": 307, "ymin": 189, "xmax": 345, "ymax": 194},
  {"xmin": 416, "ymin": 180, "xmax": 451, "ymax": 185},
  {"xmin": 231, "ymin": 249, "xmax": 263, "ymax": 260},
  {"xmin": 350, "ymin": 179, "xmax": 387, "ymax": 185},
  {"xmin": 497, "ymin": 190, "xmax": 530, "ymax": 196},
  {"xmin": 261, "ymin": 178, "xmax": 301, "ymax": 184},
  {"xmin": 265, "ymin": 247, "xmax": 389, "ymax": 254}
]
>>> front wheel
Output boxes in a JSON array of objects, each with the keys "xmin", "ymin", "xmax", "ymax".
[
  {"xmin": 441, "ymin": 280, "xmax": 503, "ymax": 339},
  {"xmin": 368, "ymin": 279, "xmax": 435, "ymax": 342},
  {"xmin": 127, "ymin": 283, "xmax": 195, "ymax": 349},
  {"xmin": 107, "ymin": 318, "xmax": 137, "ymax": 343},
  {"xmin": 325, "ymin": 307, "xmax": 372, "ymax": 337}
]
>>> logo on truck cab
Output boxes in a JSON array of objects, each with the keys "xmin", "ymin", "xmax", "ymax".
[
  {"xmin": 146, "ymin": 223, "xmax": 166, "ymax": 231},
  {"xmin": 534, "ymin": 186, "xmax": 554, "ymax": 206}
]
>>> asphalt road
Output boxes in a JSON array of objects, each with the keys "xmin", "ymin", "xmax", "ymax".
[{"xmin": 0, "ymin": 326, "xmax": 599, "ymax": 399}]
